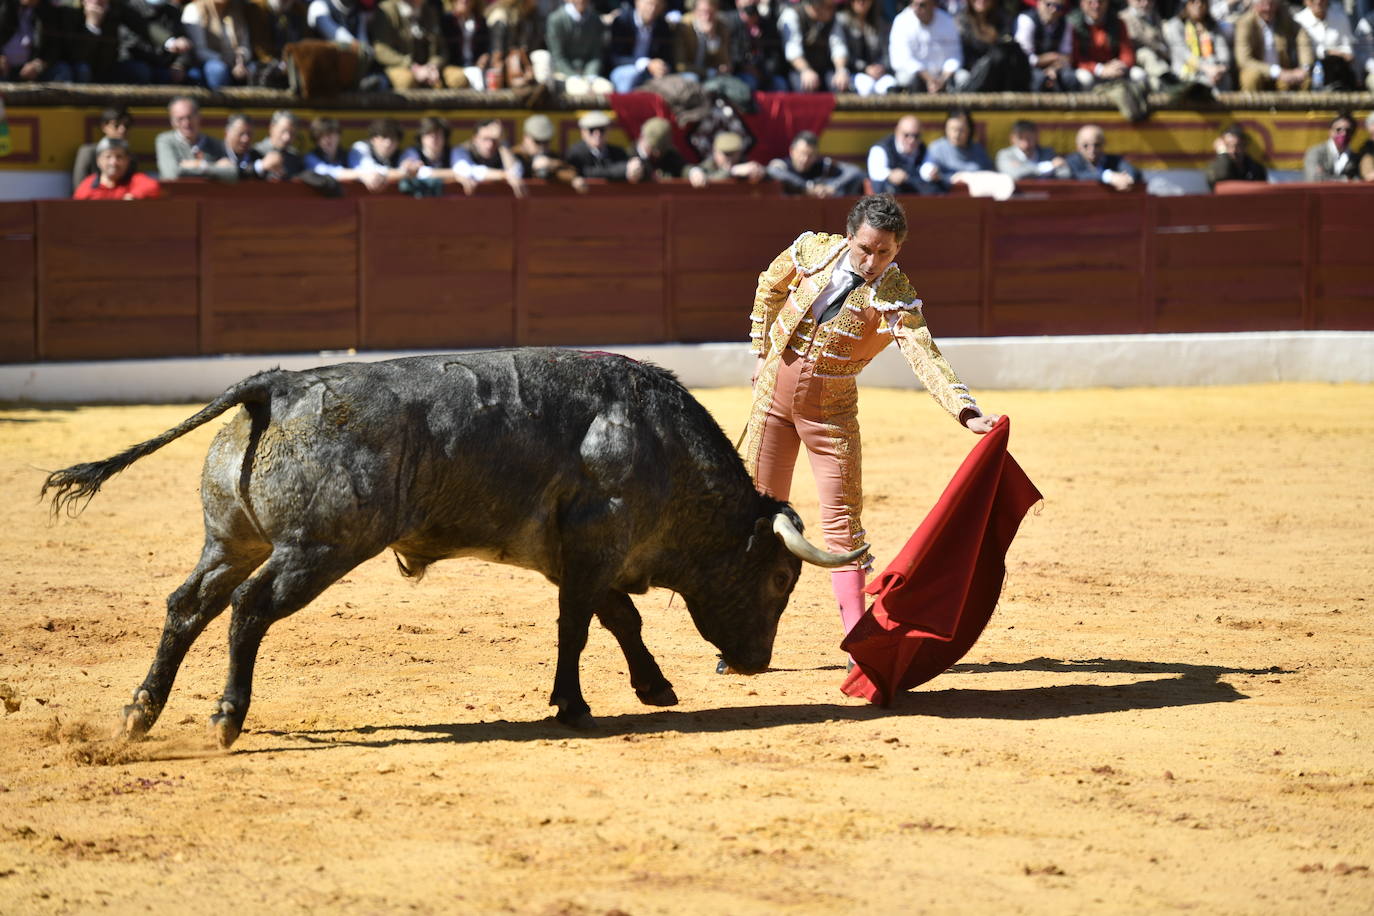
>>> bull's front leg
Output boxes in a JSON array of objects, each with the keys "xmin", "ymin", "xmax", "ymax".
[
  {"xmin": 597, "ymin": 592, "xmax": 677, "ymax": 708},
  {"xmin": 550, "ymin": 583, "xmax": 598, "ymax": 730}
]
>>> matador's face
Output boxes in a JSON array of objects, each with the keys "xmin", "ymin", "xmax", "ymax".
[{"xmin": 846, "ymin": 222, "xmax": 901, "ymax": 284}]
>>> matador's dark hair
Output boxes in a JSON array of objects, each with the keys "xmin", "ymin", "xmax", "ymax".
[{"xmin": 847, "ymin": 194, "xmax": 908, "ymax": 244}]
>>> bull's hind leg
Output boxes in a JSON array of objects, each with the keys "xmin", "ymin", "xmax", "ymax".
[
  {"xmin": 597, "ymin": 592, "xmax": 677, "ymax": 708},
  {"xmin": 209, "ymin": 544, "xmax": 362, "ymax": 749},
  {"xmin": 124, "ymin": 541, "xmax": 268, "ymax": 739}
]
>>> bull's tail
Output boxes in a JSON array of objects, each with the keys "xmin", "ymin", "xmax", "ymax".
[{"xmin": 41, "ymin": 370, "xmax": 285, "ymax": 518}]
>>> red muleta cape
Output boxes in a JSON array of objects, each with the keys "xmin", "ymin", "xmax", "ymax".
[{"xmin": 840, "ymin": 415, "xmax": 1042, "ymax": 705}]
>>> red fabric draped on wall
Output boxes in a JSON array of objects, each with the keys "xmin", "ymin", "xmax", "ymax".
[
  {"xmin": 840, "ymin": 416, "xmax": 1042, "ymax": 706},
  {"xmin": 607, "ymin": 91, "xmax": 836, "ymax": 165}
]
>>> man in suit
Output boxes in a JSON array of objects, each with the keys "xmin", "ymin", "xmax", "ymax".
[
  {"xmin": 1303, "ymin": 112, "xmax": 1361, "ymax": 181},
  {"xmin": 607, "ymin": 0, "xmax": 673, "ymax": 93},
  {"xmin": 995, "ymin": 119, "xmax": 1069, "ymax": 180},
  {"xmin": 545, "ymin": 0, "xmax": 613, "ymax": 95},
  {"xmin": 370, "ymin": 0, "xmax": 467, "ymax": 87},
  {"xmin": 1206, "ymin": 123, "xmax": 1268, "ymax": 189},
  {"xmin": 1234, "ymin": 0, "xmax": 1313, "ymax": 91},
  {"xmin": 1064, "ymin": 123, "xmax": 1142, "ymax": 191},
  {"xmin": 566, "ymin": 111, "xmax": 639, "ymax": 182},
  {"xmin": 154, "ymin": 96, "xmax": 234, "ymax": 181},
  {"xmin": 252, "ymin": 109, "xmax": 306, "ymax": 180}
]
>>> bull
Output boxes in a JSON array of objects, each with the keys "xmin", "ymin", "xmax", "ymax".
[{"xmin": 43, "ymin": 348, "xmax": 863, "ymax": 747}]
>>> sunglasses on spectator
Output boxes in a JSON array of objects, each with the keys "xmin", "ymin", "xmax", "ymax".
[{"xmin": 586, "ymin": 126, "xmax": 606, "ymax": 134}]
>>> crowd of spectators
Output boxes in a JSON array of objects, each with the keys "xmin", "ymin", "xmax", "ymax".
[
  {"xmin": 5, "ymin": 0, "xmax": 1374, "ymax": 95},
  {"xmin": 72, "ymin": 95, "xmax": 1374, "ymax": 201}
]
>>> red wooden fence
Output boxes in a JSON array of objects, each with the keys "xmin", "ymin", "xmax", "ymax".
[{"xmin": 6, "ymin": 185, "xmax": 1372, "ymax": 364}]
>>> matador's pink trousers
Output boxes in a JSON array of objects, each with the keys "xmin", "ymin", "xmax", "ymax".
[{"xmin": 751, "ymin": 348, "xmax": 869, "ymax": 636}]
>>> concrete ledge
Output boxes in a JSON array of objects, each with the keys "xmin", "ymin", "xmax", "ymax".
[{"xmin": 1, "ymin": 332, "xmax": 1370, "ymax": 404}]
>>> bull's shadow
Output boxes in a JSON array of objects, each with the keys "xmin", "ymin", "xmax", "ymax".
[{"xmin": 249, "ymin": 657, "xmax": 1284, "ymax": 753}]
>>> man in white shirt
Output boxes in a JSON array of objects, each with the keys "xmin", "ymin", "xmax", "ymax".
[
  {"xmin": 1294, "ymin": 0, "xmax": 1360, "ymax": 88},
  {"xmin": 889, "ymin": 0, "xmax": 962, "ymax": 92}
]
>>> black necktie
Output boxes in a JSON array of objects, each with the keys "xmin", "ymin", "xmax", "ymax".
[{"xmin": 818, "ymin": 271, "xmax": 864, "ymax": 324}]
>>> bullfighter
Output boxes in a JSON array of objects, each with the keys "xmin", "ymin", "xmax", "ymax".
[{"xmin": 739, "ymin": 194, "xmax": 999, "ymax": 662}]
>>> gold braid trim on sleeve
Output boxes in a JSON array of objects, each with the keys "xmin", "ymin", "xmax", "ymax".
[
  {"xmin": 892, "ymin": 309, "xmax": 980, "ymax": 421},
  {"xmin": 749, "ymin": 242, "xmax": 802, "ymax": 357}
]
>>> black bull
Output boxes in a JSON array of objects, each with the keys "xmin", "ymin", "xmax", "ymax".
[{"xmin": 43, "ymin": 349, "xmax": 863, "ymax": 747}]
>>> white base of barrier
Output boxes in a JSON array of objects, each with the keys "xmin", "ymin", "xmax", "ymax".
[{"xmin": 1, "ymin": 331, "xmax": 1369, "ymax": 404}]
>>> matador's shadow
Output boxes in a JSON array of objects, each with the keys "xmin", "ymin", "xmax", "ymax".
[{"xmin": 246, "ymin": 656, "xmax": 1284, "ymax": 753}]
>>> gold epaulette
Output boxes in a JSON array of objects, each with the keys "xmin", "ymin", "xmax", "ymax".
[
  {"xmin": 872, "ymin": 267, "xmax": 922, "ymax": 314},
  {"xmin": 789, "ymin": 231, "xmax": 847, "ymax": 276}
]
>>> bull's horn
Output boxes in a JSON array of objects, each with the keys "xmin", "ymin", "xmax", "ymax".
[{"xmin": 772, "ymin": 514, "xmax": 868, "ymax": 568}]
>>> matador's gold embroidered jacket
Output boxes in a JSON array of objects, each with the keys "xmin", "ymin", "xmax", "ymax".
[{"xmin": 747, "ymin": 230, "xmax": 979, "ymax": 419}]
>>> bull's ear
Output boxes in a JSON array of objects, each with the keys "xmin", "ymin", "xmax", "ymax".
[{"xmin": 747, "ymin": 516, "xmax": 773, "ymax": 554}]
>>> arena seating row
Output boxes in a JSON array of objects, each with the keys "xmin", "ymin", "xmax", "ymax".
[{"xmin": 1, "ymin": 183, "xmax": 1370, "ymax": 364}]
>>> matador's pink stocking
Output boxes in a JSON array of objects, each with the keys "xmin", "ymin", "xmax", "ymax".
[{"xmin": 831, "ymin": 568, "xmax": 868, "ymax": 635}]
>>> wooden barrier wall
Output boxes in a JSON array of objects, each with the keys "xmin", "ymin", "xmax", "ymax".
[{"xmin": 5, "ymin": 188, "xmax": 1373, "ymax": 364}]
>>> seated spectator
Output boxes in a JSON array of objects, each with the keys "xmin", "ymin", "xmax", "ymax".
[
  {"xmin": 1121, "ymin": 0, "xmax": 1176, "ymax": 90},
  {"xmin": 545, "ymin": 0, "xmax": 612, "ymax": 95},
  {"xmin": 955, "ymin": 0, "xmax": 1028, "ymax": 91},
  {"xmin": 890, "ymin": 0, "xmax": 961, "ymax": 92},
  {"xmin": 182, "ymin": 0, "xmax": 256, "ymax": 88},
  {"xmin": 630, "ymin": 116, "xmax": 688, "ymax": 180},
  {"xmin": 566, "ymin": 111, "xmax": 634, "ymax": 180},
  {"xmin": 1209, "ymin": 0, "xmax": 1248, "ymax": 41},
  {"xmin": 687, "ymin": 130, "xmax": 766, "ymax": 186},
  {"xmin": 1303, "ymin": 111, "xmax": 1360, "ymax": 181},
  {"xmin": 246, "ymin": 0, "xmax": 308, "ymax": 88},
  {"xmin": 73, "ymin": 138, "xmax": 161, "ymax": 200},
  {"xmin": 451, "ymin": 117, "xmax": 526, "ymax": 195},
  {"xmin": 72, "ymin": 105, "xmax": 131, "ymax": 190},
  {"xmin": 1295, "ymin": 0, "xmax": 1359, "ymax": 90},
  {"xmin": 1205, "ymin": 123, "xmax": 1267, "ymax": 189},
  {"xmin": 1068, "ymin": 0, "xmax": 1145, "ymax": 90},
  {"xmin": 441, "ymin": 0, "xmax": 491, "ymax": 90},
  {"xmin": 1015, "ymin": 0, "xmax": 1076, "ymax": 91},
  {"xmin": 1064, "ymin": 123, "xmax": 1143, "ymax": 191},
  {"xmin": 372, "ymin": 0, "xmax": 468, "ymax": 88},
  {"xmin": 67, "ymin": 0, "xmax": 165, "ymax": 84},
  {"xmin": 513, "ymin": 113, "xmax": 585, "ymax": 189},
  {"xmin": 777, "ymin": 0, "xmax": 848, "ymax": 92},
  {"xmin": 349, "ymin": 117, "xmax": 419, "ymax": 192},
  {"xmin": 1234, "ymin": 0, "xmax": 1312, "ymax": 91},
  {"xmin": 675, "ymin": 0, "xmax": 731, "ymax": 82},
  {"xmin": 223, "ymin": 113, "xmax": 268, "ymax": 177},
  {"xmin": 401, "ymin": 116, "xmax": 452, "ymax": 170},
  {"xmin": 608, "ymin": 0, "xmax": 672, "ymax": 93},
  {"xmin": 155, "ymin": 96, "xmax": 230, "ymax": 179},
  {"xmin": 995, "ymin": 118, "xmax": 1069, "ymax": 180},
  {"xmin": 304, "ymin": 115, "xmax": 357, "ymax": 182},
  {"xmin": 306, "ymin": 0, "xmax": 388, "ymax": 91},
  {"xmin": 1358, "ymin": 9, "xmax": 1374, "ymax": 92},
  {"xmin": 834, "ymin": 0, "xmax": 896, "ymax": 94},
  {"xmin": 485, "ymin": 0, "xmax": 540, "ymax": 89},
  {"xmin": 766, "ymin": 130, "xmax": 864, "ymax": 198},
  {"xmin": 131, "ymin": 0, "xmax": 198, "ymax": 84},
  {"xmin": 1361, "ymin": 112, "xmax": 1374, "ymax": 181},
  {"xmin": 727, "ymin": 0, "xmax": 787, "ymax": 91},
  {"xmin": 253, "ymin": 109, "xmax": 305, "ymax": 180},
  {"xmin": 1164, "ymin": 0, "xmax": 1233, "ymax": 92},
  {"xmin": 867, "ymin": 115, "xmax": 939, "ymax": 194},
  {"xmin": 920, "ymin": 108, "xmax": 995, "ymax": 188},
  {"xmin": 0, "ymin": 0, "xmax": 74, "ymax": 82}
]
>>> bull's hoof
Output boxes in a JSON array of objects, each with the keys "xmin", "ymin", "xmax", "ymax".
[
  {"xmin": 636, "ymin": 684, "xmax": 678, "ymax": 707},
  {"xmin": 121, "ymin": 689, "xmax": 155, "ymax": 740},
  {"xmin": 209, "ymin": 701, "xmax": 242, "ymax": 750},
  {"xmin": 552, "ymin": 699, "xmax": 597, "ymax": 731},
  {"xmin": 715, "ymin": 659, "xmax": 735, "ymax": 675}
]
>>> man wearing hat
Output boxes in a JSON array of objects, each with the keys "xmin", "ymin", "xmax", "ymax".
[
  {"xmin": 73, "ymin": 138, "xmax": 162, "ymax": 200},
  {"xmin": 687, "ymin": 131, "xmax": 767, "ymax": 186},
  {"xmin": 514, "ymin": 114, "xmax": 586, "ymax": 190},
  {"xmin": 566, "ymin": 111, "xmax": 635, "ymax": 181},
  {"xmin": 631, "ymin": 117, "xmax": 689, "ymax": 180}
]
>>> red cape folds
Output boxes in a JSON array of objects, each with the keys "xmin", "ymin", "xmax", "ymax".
[{"xmin": 840, "ymin": 416, "xmax": 1042, "ymax": 706}]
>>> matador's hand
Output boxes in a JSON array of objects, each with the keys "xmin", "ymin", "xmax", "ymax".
[{"xmin": 966, "ymin": 413, "xmax": 1000, "ymax": 434}]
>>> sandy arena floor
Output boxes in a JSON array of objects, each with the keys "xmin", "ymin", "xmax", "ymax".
[{"xmin": 1, "ymin": 381, "xmax": 1371, "ymax": 914}]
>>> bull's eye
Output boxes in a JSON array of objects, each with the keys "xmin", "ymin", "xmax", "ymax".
[{"xmin": 773, "ymin": 571, "xmax": 791, "ymax": 592}]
